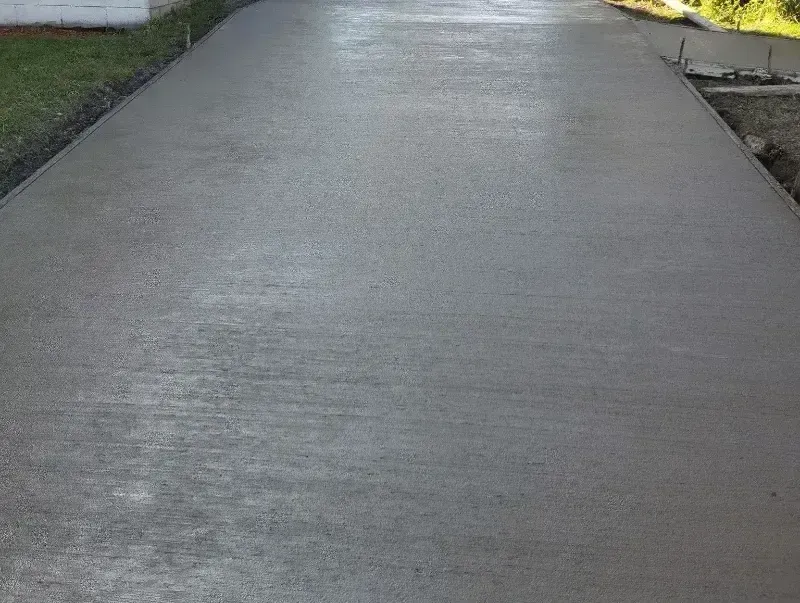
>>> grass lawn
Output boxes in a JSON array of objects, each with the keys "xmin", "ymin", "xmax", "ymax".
[
  {"xmin": 696, "ymin": 5, "xmax": 800, "ymax": 38},
  {"xmin": 0, "ymin": 0, "xmax": 227, "ymax": 196}
]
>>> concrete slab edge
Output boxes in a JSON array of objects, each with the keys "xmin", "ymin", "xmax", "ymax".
[
  {"xmin": 672, "ymin": 59, "xmax": 800, "ymax": 81},
  {"xmin": 0, "ymin": 5, "xmax": 245, "ymax": 213},
  {"xmin": 702, "ymin": 83, "xmax": 800, "ymax": 96},
  {"xmin": 673, "ymin": 67, "xmax": 800, "ymax": 221}
]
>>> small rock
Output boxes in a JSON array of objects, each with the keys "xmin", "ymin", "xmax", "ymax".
[{"xmin": 743, "ymin": 134, "xmax": 781, "ymax": 167}]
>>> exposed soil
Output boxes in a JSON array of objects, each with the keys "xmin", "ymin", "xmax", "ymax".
[
  {"xmin": 0, "ymin": 26, "xmax": 110, "ymax": 38},
  {"xmin": 689, "ymin": 74, "xmax": 800, "ymax": 198}
]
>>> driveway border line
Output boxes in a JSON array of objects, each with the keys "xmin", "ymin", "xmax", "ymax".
[{"xmin": 0, "ymin": 5, "xmax": 246, "ymax": 213}]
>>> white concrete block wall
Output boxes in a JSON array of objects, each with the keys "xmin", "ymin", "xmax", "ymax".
[
  {"xmin": 149, "ymin": 0, "xmax": 183, "ymax": 17},
  {"xmin": 0, "ymin": 0, "xmax": 158, "ymax": 27}
]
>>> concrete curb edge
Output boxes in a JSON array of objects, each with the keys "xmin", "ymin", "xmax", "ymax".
[{"xmin": 0, "ymin": 5, "xmax": 245, "ymax": 213}]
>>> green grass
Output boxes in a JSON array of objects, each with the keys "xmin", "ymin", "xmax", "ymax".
[
  {"xmin": 610, "ymin": 0, "xmax": 800, "ymax": 38},
  {"xmin": 0, "ymin": 0, "xmax": 227, "ymax": 194},
  {"xmin": 692, "ymin": 1, "xmax": 800, "ymax": 38},
  {"xmin": 734, "ymin": 19, "xmax": 800, "ymax": 37}
]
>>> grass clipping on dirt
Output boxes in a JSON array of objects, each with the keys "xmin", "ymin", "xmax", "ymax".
[
  {"xmin": 605, "ymin": 0, "xmax": 688, "ymax": 23},
  {"xmin": 0, "ymin": 0, "xmax": 227, "ymax": 197}
]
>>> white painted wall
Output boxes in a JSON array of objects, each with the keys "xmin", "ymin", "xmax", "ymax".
[
  {"xmin": 0, "ymin": 0, "xmax": 184, "ymax": 27},
  {"xmin": 149, "ymin": 0, "xmax": 183, "ymax": 18}
]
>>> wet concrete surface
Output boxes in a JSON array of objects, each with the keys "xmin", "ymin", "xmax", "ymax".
[{"xmin": 2, "ymin": 0, "xmax": 800, "ymax": 600}]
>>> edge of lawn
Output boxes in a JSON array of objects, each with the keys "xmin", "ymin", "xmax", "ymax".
[
  {"xmin": 607, "ymin": 0, "xmax": 800, "ymax": 38},
  {"xmin": 0, "ymin": 3, "xmax": 244, "ymax": 210}
]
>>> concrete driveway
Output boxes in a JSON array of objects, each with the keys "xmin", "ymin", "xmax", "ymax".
[{"xmin": 1, "ymin": 0, "xmax": 799, "ymax": 600}]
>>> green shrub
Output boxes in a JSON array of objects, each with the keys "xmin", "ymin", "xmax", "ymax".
[
  {"xmin": 689, "ymin": 0, "xmax": 800, "ymax": 23},
  {"xmin": 775, "ymin": 0, "xmax": 800, "ymax": 19}
]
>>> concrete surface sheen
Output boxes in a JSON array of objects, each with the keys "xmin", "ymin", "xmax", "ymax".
[{"xmin": 1, "ymin": 0, "xmax": 799, "ymax": 600}]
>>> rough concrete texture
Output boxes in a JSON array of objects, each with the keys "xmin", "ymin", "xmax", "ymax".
[{"xmin": 1, "ymin": 0, "xmax": 800, "ymax": 600}]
